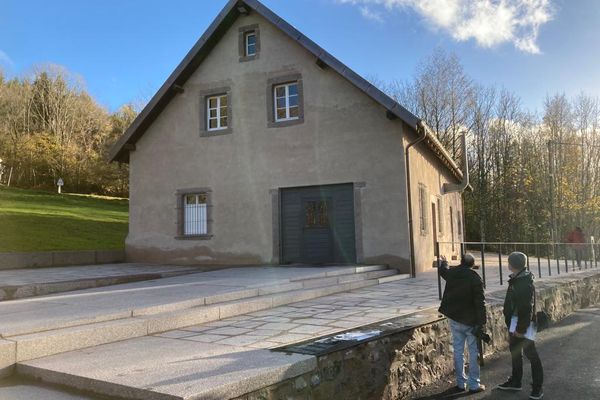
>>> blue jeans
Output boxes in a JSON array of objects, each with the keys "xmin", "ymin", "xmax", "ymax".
[{"xmin": 449, "ymin": 319, "xmax": 480, "ymax": 390}]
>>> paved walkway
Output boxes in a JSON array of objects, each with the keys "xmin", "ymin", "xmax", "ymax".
[{"xmin": 412, "ymin": 306, "xmax": 600, "ymax": 399}]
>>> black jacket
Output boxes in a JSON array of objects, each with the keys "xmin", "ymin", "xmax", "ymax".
[
  {"xmin": 503, "ymin": 269, "xmax": 535, "ymax": 334},
  {"xmin": 438, "ymin": 261, "xmax": 487, "ymax": 327}
]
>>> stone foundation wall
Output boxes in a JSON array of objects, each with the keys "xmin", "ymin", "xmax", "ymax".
[
  {"xmin": 234, "ymin": 271, "xmax": 600, "ymax": 400},
  {"xmin": 0, "ymin": 250, "xmax": 125, "ymax": 270}
]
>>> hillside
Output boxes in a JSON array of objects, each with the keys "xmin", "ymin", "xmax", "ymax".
[{"xmin": 0, "ymin": 187, "xmax": 128, "ymax": 252}]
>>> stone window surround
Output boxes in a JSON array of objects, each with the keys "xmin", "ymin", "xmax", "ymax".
[
  {"xmin": 270, "ymin": 182, "xmax": 365, "ymax": 264},
  {"xmin": 238, "ymin": 24, "xmax": 261, "ymax": 62},
  {"xmin": 199, "ymin": 87, "xmax": 232, "ymax": 137},
  {"xmin": 175, "ymin": 187, "xmax": 213, "ymax": 240},
  {"xmin": 266, "ymin": 73, "xmax": 305, "ymax": 128}
]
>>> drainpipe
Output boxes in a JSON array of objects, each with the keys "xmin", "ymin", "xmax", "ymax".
[{"xmin": 405, "ymin": 121, "xmax": 428, "ymax": 278}]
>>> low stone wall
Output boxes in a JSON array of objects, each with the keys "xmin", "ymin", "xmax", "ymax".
[
  {"xmin": 234, "ymin": 271, "xmax": 600, "ymax": 400},
  {"xmin": 0, "ymin": 250, "xmax": 125, "ymax": 270}
]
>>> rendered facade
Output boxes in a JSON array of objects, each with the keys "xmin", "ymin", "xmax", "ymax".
[{"xmin": 110, "ymin": 0, "xmax": 466, "ymax": 274}]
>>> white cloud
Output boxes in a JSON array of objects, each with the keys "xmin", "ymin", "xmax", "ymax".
[
  {"xmin": 360, "ymin": 6, "xmax": 384, "ymax": 22},
  {"xmin": 337, "ymin": 0, "xmax": 554, "ymax": 54},
  {"xmin": 0, "ymin": 49, "xmax": 13, "ymax": 67}
]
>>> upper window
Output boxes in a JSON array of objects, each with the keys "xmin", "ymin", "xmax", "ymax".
[
  {"xmin": 207, "ymin": 94, "xmax": 228, "ymax": 131},
  {"xmin": 245, "ymin": 32, "xmax": 257, "ymax": 57},
  {"xmin": 239, "ymin": 24, "xmax": 260, "ymax": 62},
  {"xmin": 274, "ymin": 82, "xmax": 300, "ymax": 122}
]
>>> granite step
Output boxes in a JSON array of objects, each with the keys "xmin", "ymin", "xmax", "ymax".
[
  {"xmin": 17, "ymin": 336, "xmax": 317, "ymax": 400},
  {"xmin": 0, "ymin": 266, "xmax": 400, "ymax": 367}
]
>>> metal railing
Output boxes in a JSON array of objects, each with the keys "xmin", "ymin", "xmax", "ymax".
[{"xmin": 435, "ymin": 241, "xmax": 600, "ymax": 300}]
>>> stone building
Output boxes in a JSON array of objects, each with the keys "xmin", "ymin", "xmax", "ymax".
[{"xmin": 110, "ymin": 0, "xmax": 467, "ymax": 275}]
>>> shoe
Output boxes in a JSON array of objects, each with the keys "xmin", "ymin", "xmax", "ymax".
[
  {"xmin": 469, "ymin": 384, "xmax": 486, "ymax": 393},
  {"xmin": 497, "ymin": 379, "xmax": 522, "ymax": 391},
  {"xmin": 529, "ymin": 387, "xmax": 544, "ymax": 399},
  {"xmin": 448, "ymin": 385, "xmax": 466, "ymax": 394}
]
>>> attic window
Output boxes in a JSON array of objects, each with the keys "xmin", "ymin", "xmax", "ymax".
[
  {"xmin": 239, "ymin": 24, "xmax": 260, "ymax": 62},
  {"xmin": 245, "ymin": 32, "xmax": 257, "ymax": 56}
]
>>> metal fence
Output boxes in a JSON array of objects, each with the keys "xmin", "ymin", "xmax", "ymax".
[{"xmin": 435, "ymin": 241, "xmax": 600, "ymax": 300}]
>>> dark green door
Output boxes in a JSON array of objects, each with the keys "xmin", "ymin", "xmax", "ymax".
[{"xmin": 281, "ymin": 184, "xmax": 356, "ymax": 264}]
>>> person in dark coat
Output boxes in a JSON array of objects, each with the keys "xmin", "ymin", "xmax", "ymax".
[
  {"xmin": 438, "ymin": 253, "xmax": 486, "ymax": 394},
  {"xmin": 497, "ymin": 252, "xmax": 544, "ymax": 400}
]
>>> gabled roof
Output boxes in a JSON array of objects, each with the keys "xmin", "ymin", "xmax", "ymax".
[{"xmin": 109, "ymin": 0, "xmax": 462, "ymax": 180}]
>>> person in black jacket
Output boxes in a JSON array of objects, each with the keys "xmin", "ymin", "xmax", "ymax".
[
  {"xmin": 438, "ymin": 253, "xmax": 487, "ymax": 394},
  {"xmin": 497, "ymin": 252, "xmax": 544, "ymax": 400}
]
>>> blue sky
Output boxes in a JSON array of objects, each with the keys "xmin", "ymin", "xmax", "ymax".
[{"xmin": 2, "ymin": 0, "xmax": 599, "ymax": 113}]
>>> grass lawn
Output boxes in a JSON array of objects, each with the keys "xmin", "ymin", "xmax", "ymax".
[{"xmin": 0, "ymin": 186, "xmax": 128, "ymax": 252}]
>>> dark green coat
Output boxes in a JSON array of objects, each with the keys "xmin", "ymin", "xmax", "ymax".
[{"xmin": 503, "ymin": 269, "xmax": 535, "ymax": 334}]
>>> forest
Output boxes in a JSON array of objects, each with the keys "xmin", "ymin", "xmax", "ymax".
[
  {"xmin": 0, "ymin": 66, "xmax": 133, "ymax": 197},
  {"xmin": 379, "ymin": 49, "xmax": 600, "ymax": 244}
]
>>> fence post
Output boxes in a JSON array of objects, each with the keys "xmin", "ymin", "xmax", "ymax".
[
  {"xmin": 536, "ymin": 243, "xmax": 542, "ymax": 278},
  {"xmin": 436, "ymin": 241, "xmax": 442, "ymax": 301},
  {"xmin": 498, "ymin": 245, "xmax": 503, "ymax": 286},
  {"xmin": 481, "ymin": 243, "xmax": 486, "ymax": 289},
  {"xmin": 547, "ymin": 244, "xmax": 552, "ymax": 277},
  {"xmin": 592, "ymin": 238, "xmax": 598, "ymax": 268},
  {"xmin": 556, "ymin": 244, "xmax": 560, "ymax": 275},
  {"xmin": 564, "ymin": 243, "xmax": 569, "ymax": 273},
  {"xmin": 526, "ymin": 243, "xmax": 530, "ymax": 271}
]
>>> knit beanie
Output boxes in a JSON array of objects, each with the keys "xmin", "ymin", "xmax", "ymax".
[{"xmin": 508, "ymin": 252, "xmax": 527, "ymax": 270}]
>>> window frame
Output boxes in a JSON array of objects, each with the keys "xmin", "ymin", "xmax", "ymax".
[
  {"xmin": 437, "ymin": 196, "xmax": 443, "ymax": 234},
  {"xmin": 267, "ymin": 73, "xmax": 304, "ymax": 128},
  {"xmin": 273, "ymin": 82, "xmax": 300, "ymax": 122},
  {"xmin": 238, "ymin": 24, "xmax": 260, "ymax": 62},
  {"xmin": 418, "ymin": 183, "xmax": 428, "ymax": 236},
  {"xmin": 245, "ymin": 31, "xmax": 257, "ymax": 57},
  {"xmin": 175, "ymin": 188, "xmax": 213, "ymax": 240},
  {"xmin": 199, "ymin": 87, "xmax": 232, "ymax": 137},
  {"xmin": 206, "ymin": 94, "xmax": 229, "ymax": 132}
]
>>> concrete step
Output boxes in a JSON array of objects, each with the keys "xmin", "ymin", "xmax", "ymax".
[
  {"xmin": 17, "ymin": 336, "xmax": 317, "ymax": 400},
  {"xmin": 0, "ymin": 265, "xmax": 407, "ymax": 371},
  {"xmin": 377, "ymin": 273, "xmax": 411, "ymax": 284},
  {"xmin": 2, "ymin": 276, "xmax": 386, "ymax": 364}
]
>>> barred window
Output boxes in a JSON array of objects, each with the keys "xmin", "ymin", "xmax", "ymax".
[{"xmin": 184, "ymin": 193, "xmax": 208, "ymax": 236}]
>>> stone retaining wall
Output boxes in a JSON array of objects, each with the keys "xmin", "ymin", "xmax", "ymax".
[
  {"xmin": 0, "ymin": 250, "xmax": 125, "ymax": 270},
  {"xmin": 234, "ymin": 271, "xmax": 600, "ymax": 400}
]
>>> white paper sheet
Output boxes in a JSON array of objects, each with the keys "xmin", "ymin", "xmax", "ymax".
[{"xmin": 509, "ymin": 316, "xmax": 537, "ymax": 341}]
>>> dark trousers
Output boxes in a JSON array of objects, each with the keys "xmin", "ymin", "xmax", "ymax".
[{"xmin": 509, "ymin": 335, "xmax": 544, "ymax": 390}]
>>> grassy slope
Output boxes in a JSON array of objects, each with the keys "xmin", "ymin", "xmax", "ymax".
[{"xmin": 0, "ymin": 187, "xmax": 128, "ymax": 252}]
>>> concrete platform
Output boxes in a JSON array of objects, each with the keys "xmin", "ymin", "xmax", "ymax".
[
  {"xmin": 18, "ymin": 336, "xmax": 316, "ymax": 400},
  {"xmin": 0, "ymin": 264, "xmax": 199, "ymax": 301},
  {"xmin": 0, "ymin": 377, "xmax": 103, "ymax": 400}
]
